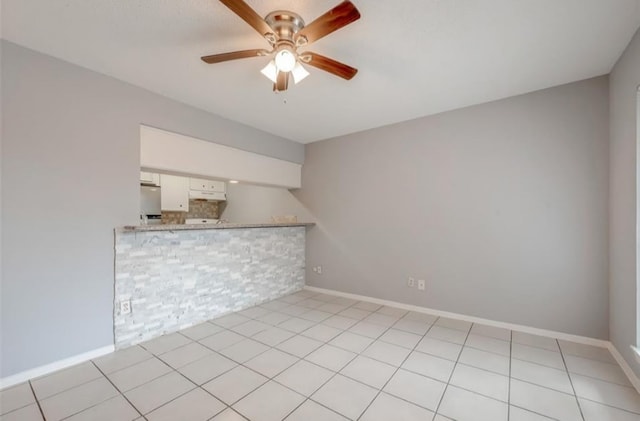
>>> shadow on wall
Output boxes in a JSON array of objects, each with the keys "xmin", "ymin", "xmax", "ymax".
[{"xmin": 222, "ymin": 182, "xmax": 315, "ymax": 224}]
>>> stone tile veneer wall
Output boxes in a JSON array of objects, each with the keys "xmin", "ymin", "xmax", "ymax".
[{"xmin": 114, "ymin": 226, "xmax": 306, "ymax": 348}]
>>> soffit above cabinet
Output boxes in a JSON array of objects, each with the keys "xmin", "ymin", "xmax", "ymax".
[{"xmin": 140, "ymin": 125, "xmax": 302, "ymax": 189}]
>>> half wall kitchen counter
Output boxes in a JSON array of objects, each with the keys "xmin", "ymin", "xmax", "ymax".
[
  {"xmin": 119, "ymin": 221, "xmax": 315, "ymax": 232},
  {"xmin": 114, "ymin": 222, "xmax": 314, "ymax": 348}
]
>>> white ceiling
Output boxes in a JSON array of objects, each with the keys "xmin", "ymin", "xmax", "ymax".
[{"xmin": 3, "ymin": 1, "xmax": 640, "ymax": 143}]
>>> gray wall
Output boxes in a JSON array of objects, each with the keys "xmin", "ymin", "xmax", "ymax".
[
  {"xmin": 0, "ymin": 40, "xmax": 4, "ymax": 372},
  {"xmin": 222, "ymin": 183, "xmax": 314, "ymax": 224},
  {"xmin": 0, "ymin": 41, "xmax": 303, "ymax": 378},
  {"xmin": 610, "ymin": 28, "xmax": 640, "ymax": 377},
  {"xmin": 296, "ymin": 76, "xmax": 610, "ymax": 339}
]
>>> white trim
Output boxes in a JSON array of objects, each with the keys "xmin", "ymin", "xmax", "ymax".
[
  {"xmin": 0, "ymin": 345, "xmax": 115, "ymax": 389},
  {"xmin": 305, "ymin": 286, "xmax": 640, "ymax": 391},
  {"xmin": 607, "ymin": 345, "xmax": 640, "ymax": 393},
  {"xmin": 304, "ymin": 286, "xmax": 609, "ymax": 348},
  {"xmin": 632, "ymin": 345, "xmax": 640, "ymax": 364},
  {"xmin": 140, "ymin": 125, "xmax": 302, "ymax": 189}
]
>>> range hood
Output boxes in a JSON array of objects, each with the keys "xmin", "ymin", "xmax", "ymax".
[{"xmin": 189, "ymin": 190, "xmax": 226, "ymax": 202}]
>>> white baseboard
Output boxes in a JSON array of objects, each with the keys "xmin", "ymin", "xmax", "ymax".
[
  {"xmin": 0, "ymin": 345, "xmax": 115, "ymax": 390},
  {"xmin": 305, "ymin": 286, "xmax": 640, "ymax": 392},
  {"xmin": 304, "ymin": 286, "xmax": 609, "ymax": 348},
  {"xmin": 608, "ymin": 344, "xmax": 640, "ymax": 393}
]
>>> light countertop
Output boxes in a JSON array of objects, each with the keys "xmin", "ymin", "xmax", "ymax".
[{"xmin": 118, "ymin": 222, "xmax": 315, "ymax": 232}]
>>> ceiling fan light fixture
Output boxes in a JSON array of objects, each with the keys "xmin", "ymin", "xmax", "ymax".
[
  {"xmin": 274, "ymin": 48, "xmax": 297, "ymax": 73},
  {"xmin": 260, "ymin": 60, "xmax": 278, "ymax": 83},
  {"xmin": 204, "ymin": 0, "xmax": 361, "ymax": 92},
  {"xmin": 291, "ymin": 62, "xmax": 310, "ymax": 84}
]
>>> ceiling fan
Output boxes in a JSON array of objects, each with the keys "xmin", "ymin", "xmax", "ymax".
[{"xmin": 201, "ymin": 0, "xmax": 361, "ymax": 92}]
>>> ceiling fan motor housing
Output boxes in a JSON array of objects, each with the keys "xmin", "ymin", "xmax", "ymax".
[{"xmin": 265, "ymin": 11, "xmax": 305, "ymax": 43}]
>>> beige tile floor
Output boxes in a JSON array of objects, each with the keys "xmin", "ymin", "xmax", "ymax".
[{"xmin": 1, "ymin": 290, "xmax": 639, "ymax": 421}]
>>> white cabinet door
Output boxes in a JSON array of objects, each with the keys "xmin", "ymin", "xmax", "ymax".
[
  {"xmin": 189, "ymin": 177, "xmax": 209, "ymax": 191},
  {"xmin": 140, "ymin": 171, "xmax": 160, "ymax": 186},
  {"xmin": 207, "ymin": 180, "xmax": 226, "ymax": 193},
  {"xmin": 190, "ymin": 177, "xmax": 226, "ymax": 193},
  {"xmin": 160, "ymin": 175, "xmax": 189, "ymax": 212}
]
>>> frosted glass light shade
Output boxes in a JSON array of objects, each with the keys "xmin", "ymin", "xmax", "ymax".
[
  {"xmin": 291, "ymin": 62, "xmax": 310, "ymax": 84},
  {"xmin": 275, "ymin": 49, "xmax": 296, "ymax": 72},
  {"xmin": 260, "ymin": 60, "xmax": 278, "ymax": 83}
]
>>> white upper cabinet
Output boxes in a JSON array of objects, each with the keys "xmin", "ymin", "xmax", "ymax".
[
  {"xmin": 160, "ymin": 174, "xmax": 189, "ymax": 212},
  {"xmin": 140, "ymin": 171, "xmax": 160, "ymax": 186},
  {"xmin": 189, "ymin": 177, "xmax": 226, "ymax": 193}
]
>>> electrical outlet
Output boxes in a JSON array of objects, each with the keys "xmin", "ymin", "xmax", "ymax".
[
  {"xmin": 120, "ymin": 300, "xmax": 131, "ymax": 315},
  {"xmin": 417, "ymin": 280, "xmax": 426, "ymax": 291},
  {"xmin": 316, "ymin": 265, "xmax": 322, "ymax": 274},
  {"xmin": 407, "ymin": 277, "xmax": 415, "ymax": 287}
]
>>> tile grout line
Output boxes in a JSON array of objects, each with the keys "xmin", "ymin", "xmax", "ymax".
[
  {"xmin": 9, "ymin": 365, "xmax": 121, "ymax": 420},
  {"xmin": 452, "ymin": 335, "xmax": 630, "ymax": 391},
  {"xmin": 121, "ymin": 297, "xmax": 640, "ymax": 418},
  {"xmin": 273, "ymin": 295, "xmax": 384, "ymax": 420},
  {"xmin": 12, "ymin": 291, "xmax": 632, "ymax": 421},
  {"xmin": 577, "ymin": 396, "xmax": 640, "ymax": 416},
  {"xmin": 120, "ymin": 295, "xmax": 569, "ymax": 419},
  {"xmin": 27, "ymin": 380, "xmax": 47, "ymax": 421},
  {"xmin": 200, "ymin": 308, "xmax": 630, "ymax": 401},
  {"xmin": 556, "ymin": 339, "xmax": 586, "ymax": 421},
  {"xmin": 507, "ymin": 329, "xmax": 513, "ymax": 421},
  {"xmin": 508, "ymin": 403, "xmax": 565, "ymax": 420},
  {"xmin": 355, "ymin": 314, "xmax": 440, "ymax": 421},
  {"xmin": 110, "ymin": 343, "xmax": 231, "ymax": 416},
  {"xmin": 144, "ymin": 348, "xmax": 248, "ymax": 419},
  {"xmin": 105, "ymin": 341, "xmax": 233, "ymax": 421},
  {"xmin": 509, "ymin": 354, "xmax": 631, "ymax": 388},
  {"xmin": 282, "ymin": 300, "xmax": 388, "ymax": 419},
  {"xmin": 206, "ymin": 408, "xmax": 249, "ymax": 421},
  {"xmin": 160, "ymin": 334, "xmax": 268, "ymax": 419},
  {"xmin": 31, "ymin": 365, "xmax": 141, "ymax": 421},
  {"xmin": 200, "ymin": 292, "xmax": 368, "ymax": 420},
  {"xmin": 89, "ymin": 360, "xmax": 147, "ymax": 421},
  {"xmin": 147, "ymin": 340, "xmax": 249, "ymax": 419},
  {"xmin": 94, "ymin": 348, "xmax": 155, "ymax": 377},
  {"xmin": 431, "ymin": 322, "xmax": 474, "ymax": 419},
  {"xmin": 305, "ymin": 310, "xmax": 404, "ymax": 420},
  {"xmin": 21, "ymin": 366, "xmax": 114, "ymax": 404},
  {"xmin": 255, "ymin": 297, "xmax": 390, "ymax": 419}
]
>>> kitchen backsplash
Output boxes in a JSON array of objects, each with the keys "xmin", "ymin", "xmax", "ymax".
[{"xmin": 161, "ymin": 199, "xmax": 220, "ymax": 224}]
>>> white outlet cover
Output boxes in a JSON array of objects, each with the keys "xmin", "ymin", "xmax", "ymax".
[
  {"xmin": 418, "ymin": 280, "xmax": 426, "ymax": 290},
  {"xmin": 120, "ymin": 300, "xmax": 131, "ymax": 314},
  {"xmin": 407, "ymin": 278, "xmax": 415, "ymax": 287}
]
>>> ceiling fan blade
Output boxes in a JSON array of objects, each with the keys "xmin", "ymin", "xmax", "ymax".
[
  {"xmin": 302, "ymin": 52, "xmax": 358, "ymax": 80},
  {"xmin": 274, "ymin": 71, "xmax": 289, "ymax": 92},
  {"xmin": 295, "ymin": 1, "xmax": 360, "ymax": 45},
  {"xmin": 201, "ymin": 49, "xmax": 269, "ymax": 64},
  {"xmin": 218, "ymin": 0, "xmax": 274, "ymax": 39}
]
